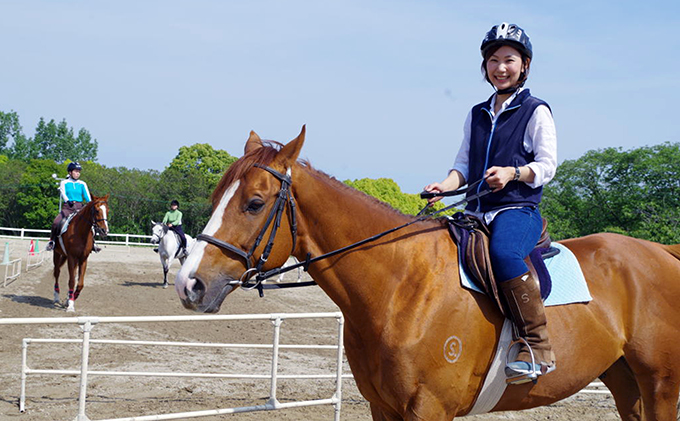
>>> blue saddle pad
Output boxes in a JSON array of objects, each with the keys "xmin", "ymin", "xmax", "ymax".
[{"xmin": 459, "ymin": 242, "xmax": 592, "ymax": 307}]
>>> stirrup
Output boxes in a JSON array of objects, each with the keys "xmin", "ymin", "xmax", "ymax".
[{"xmin": 504, "ymin": 337, "xmax": 554, "ymax": 385}]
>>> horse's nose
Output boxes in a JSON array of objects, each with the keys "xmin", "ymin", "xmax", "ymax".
[{"xmin": 184, "ymin": 277, "xmax": 205, "ymax": 303}]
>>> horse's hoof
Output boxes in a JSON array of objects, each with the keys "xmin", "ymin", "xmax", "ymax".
[
  {"xmin": 66, "ymin": 300, "xmax": 75, "ymax": 312},
  {"xmin": 163, "ymin": 283, "xmax": 169, "ymax": 289}
]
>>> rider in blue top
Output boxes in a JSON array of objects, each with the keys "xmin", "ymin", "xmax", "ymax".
[{"xmin": 46, "ymin": 162, "xmax": 100, "ymax": 252}]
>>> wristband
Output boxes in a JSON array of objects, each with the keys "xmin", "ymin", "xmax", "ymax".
[{"xmin": 513, "ymin": 167, "xmax": 521, "ymax": 181}]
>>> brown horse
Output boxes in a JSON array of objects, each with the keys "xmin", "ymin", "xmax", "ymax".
[
  {"xmin": 174, "ymin": 127, "xmax": 680, "ymax": 420},
  {"xmin": 53, "ymin": 195, "xmax": 110, "ymax": 312}
]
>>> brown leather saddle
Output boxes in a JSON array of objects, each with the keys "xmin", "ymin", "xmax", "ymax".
[{"xmin": 447, "ymin": 212, "xmax": 558, "ymax": 317}]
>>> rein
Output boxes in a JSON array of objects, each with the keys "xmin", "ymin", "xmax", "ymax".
[{"xmin": 197, "ymin": 163, "xmax": 490, "ymax": 297}]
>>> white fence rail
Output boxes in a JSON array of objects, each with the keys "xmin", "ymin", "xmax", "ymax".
[
  {"xmin": 0, "ymin": 226, "xmax": 154, "ymax": 248},
  {"xmin": 25, "ymin": 249, "xmax": 46, "ymax": 271},
  {"xmin": 2, "ymin": 313, "xmax": 347, "ymax": 421},
  {"xmin": 2, "ymin": 257, "xmax": 21, "ymax": 286}
]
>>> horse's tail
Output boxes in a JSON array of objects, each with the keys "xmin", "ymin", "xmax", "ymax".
[{"xmin": 663, "ymin": 244, "xmax": 680, "ymax": 261}]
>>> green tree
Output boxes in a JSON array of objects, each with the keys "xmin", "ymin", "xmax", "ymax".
[
  {"xmin": 542, "ymin": 143, "xmax": 680, "ymax": 243},
  {"xmin": 0, "ymin": 157, "xmax": 28, "ymax": 227},
  {"xmin": 33, "ymin": 118, "xmax": 98, "ymax": 163},
  {"xmin": 157, "ymin": 144, "xmax": 238, "ymax": 235},
  {"xmin": 343, "ymin": 177, "xmax": 456, "ymax": 216},
  {"xmin": 84, "ymin": 163, "xmax": 162, "ymax": 235},
  {"xmin": 0, "ymin": 111, "xmax": 29, "ymax": 156},
  {"xmin": 14, "ymin": 159, "xmax": 64, "ymax": 229},
  {"xmin": 167, "ymin": 143, "xmax": 238, "ymax": 186}
]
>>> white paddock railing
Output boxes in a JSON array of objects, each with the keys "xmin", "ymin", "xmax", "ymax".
[
  {"xmin": 2, "ymin": 257, "xmax": 21, "ymax": 286},
  {"xmin": 26, "ymin": 249, "xmax": 46, "ymax": 271},
  {"xmin": 0, "ymin": 226, "xmax": 154, "ymax": 248},
  {"xmin": 2, "ymin": 313, "xmax": 347, "ymax": 421}
]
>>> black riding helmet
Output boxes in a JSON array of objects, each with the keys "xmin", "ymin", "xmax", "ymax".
[
  {"xmin": 170, "ymin": 200, "xmax": 180, "ymax": 207},
  {"xmin": 480, "ymin": 23, "xmax": 532, "ymax": 94},
  {"xmin": 67, "ymin": 162, "xmax": 83, "ymax": 172}
]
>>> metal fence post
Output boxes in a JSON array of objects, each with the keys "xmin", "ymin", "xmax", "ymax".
[
  {"xmin": 333, "ymin": 315, "xmax": 345, "ymax": 421},
  {"xmin": 20, "ymin": 339, "xmax": 29, "ymax": 413},
  {"xmin": 75, "ymin": 318, "xmax": 97, "ymax": 421},
  {"xmin": 267, "ymin": 316, "xmax": 283, "ymax": 408}
]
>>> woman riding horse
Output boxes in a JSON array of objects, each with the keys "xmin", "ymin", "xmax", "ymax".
[
  {"xmin": 46, "ymin": 161, "xmax": 101, "ymax": 253},
  {"xmin": 424, "ymin": 22, "xmax": 557, "ymax": 381},
  {"xmin": 155, "ymin": 200, "xmax": 187, "ymax": 256},
  {"xmin": 175, "ymin": 127, "xmax": 680, "ymax": 420}
]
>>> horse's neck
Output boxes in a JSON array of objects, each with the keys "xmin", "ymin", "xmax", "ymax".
[
  {"xmin": 162, "ymin": 231, "xmax": 178, "ymax": 249},
  {"xmin": 293, "ymin": 168, "xmax": 452, "ymax": 324},
  {"xmin": 71, "ymin": 205, "xmax": 92, "ymax": 236}
]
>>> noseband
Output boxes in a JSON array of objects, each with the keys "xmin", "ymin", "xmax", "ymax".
[{"xmin": 197, "ymin": 164, "xmax": 298, "ymax": 288}]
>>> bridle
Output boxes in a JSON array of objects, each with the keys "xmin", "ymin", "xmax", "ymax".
[
  {"xmin": 91, "ymin": 201, "xmax": 109, "ymax": 237},
  {"xmin": 195, "ymin": 162, "xmax": 493, "ymax": 297},
  {"xmin": 196, "ymin": 163, "xmax": 298, "ymax": 292}
]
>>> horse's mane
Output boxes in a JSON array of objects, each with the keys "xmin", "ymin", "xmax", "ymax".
[
  {"xmin": 212, "ymin": 141, "xmax": 418, "ymax": 222},
  {"xmin": 72, "ymin": 197, "xmax": 106, "ymax": 223}
]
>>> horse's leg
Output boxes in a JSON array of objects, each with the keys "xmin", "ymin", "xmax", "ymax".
[
  {"xmin": 634, "ymin": 371, "xmax": 680, "ymax": 421},
  {"xmin": 162, "ymin": 256, "xmax": 170, "ymax": 288},
  {"xmin": 600, "ymin": 357, "xmax": 642, "ymax": 421},
  {"xmin": 74, "ymin": 259, "xmax": 88, "ymax": 301},
  {"xmin": 623, "ymin": 346, "xmax": 680, "ymax": 421},
  {"xmin": 66, "ymin": 257, "xmax": 78, "ymax": 312},
  {"xmin": 403, "ymin": 387, "xmax": 451, "ymax": 421},
  {"xmin": 370, "ymin": 403, "xmax": 400, "ymax": 421},
  {"xmin": 52, "ymin": 253, "xmax": 66, "ymax": 306}
]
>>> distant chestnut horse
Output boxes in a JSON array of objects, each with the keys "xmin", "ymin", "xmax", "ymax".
[
  {"xmin": 175, "ymin": 127, "xmax": 680, "ymax": 420},
  {"xmin": 53, "ymin": 195, "xmax": 110, "ymax": 312}
]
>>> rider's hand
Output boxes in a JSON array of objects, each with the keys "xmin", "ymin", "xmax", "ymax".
[
  {"xmin": 484, "ymin": 166, "xmax": 515, "ymax": 192},
  {"xmin": 422, "ymin": 183, "xmax": 444, "ymax": 204},
  {"xmin": 67, "ymin": 200, "xmax": 74, "ymax": 207}
]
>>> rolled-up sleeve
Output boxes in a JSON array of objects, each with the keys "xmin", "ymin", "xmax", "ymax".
[{"xmin": 524, "ymin": 105, "xmax": 557, "ymax": 188}]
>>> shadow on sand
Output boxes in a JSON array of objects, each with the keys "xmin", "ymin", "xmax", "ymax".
[
  {"xmin": 2, "ymin": 294, "xmax": 56, "ymax": 310},
  {"xmin": 121, "ymin": 280, "xmax": 169, "ymax": 289}
]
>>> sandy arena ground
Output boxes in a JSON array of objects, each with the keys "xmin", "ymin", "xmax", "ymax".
[{"xmin": 0, "ymin": 238, "xmax": 632, "ymax": 420}]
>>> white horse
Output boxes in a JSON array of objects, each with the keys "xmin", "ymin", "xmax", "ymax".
[{"xmin": 150, "ymin": 221, "xmax": 195, "ymax": 288}]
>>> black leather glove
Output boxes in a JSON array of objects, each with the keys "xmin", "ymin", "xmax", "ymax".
[{"xmin": 67, "ymin": 200, "xmax": 74, "ymax": 207}]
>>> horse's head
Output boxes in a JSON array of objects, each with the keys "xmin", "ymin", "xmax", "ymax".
[
  {"xmin": 92, "ymin": 195, "xmax": 110, "ymax": 238},
  {"xmin": 150, "ymin": 221, "xmax": 167, "ymax": 244},
  {"xmin": 175, "ymin": 126, "xmax": 305, "ymax": 313}
]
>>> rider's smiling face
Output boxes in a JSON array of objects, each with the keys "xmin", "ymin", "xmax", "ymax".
[{"xmin": 70, "ymin": 169, "xmax": 81, "ymax": 180}]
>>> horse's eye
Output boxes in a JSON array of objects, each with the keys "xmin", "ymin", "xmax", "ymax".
[{"xmin": 245, "ymin": 199, "xmax": 265, "ymax": 214}]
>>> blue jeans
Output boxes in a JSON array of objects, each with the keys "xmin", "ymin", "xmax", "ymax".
[{"xmin": 488, "ymin": 206, "xmax": 543, "ymax": 282}]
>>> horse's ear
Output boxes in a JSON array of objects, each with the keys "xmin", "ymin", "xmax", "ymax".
[
  {"xmin": 244, "ymin": 131, "xmax": 263, "ymax": 155},
  {"xmin": 276, "ymin": 125, "xmax": 305, "ymax": 169},
  {"xmin": 151, "ymin": 220, "xmax": 156, "ymax": 226}
]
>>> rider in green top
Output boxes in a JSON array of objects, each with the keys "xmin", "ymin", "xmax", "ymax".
[{"xmin": 161, "ymin": 200, "xmax": 187, "ymax": 254}]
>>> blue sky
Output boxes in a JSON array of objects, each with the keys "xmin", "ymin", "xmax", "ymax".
[{"xmin": 1, "ymin": 0, "xmax": 678, "ymax": 195}]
